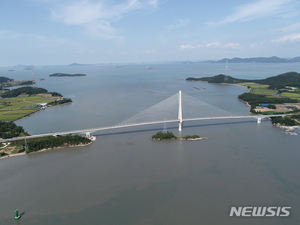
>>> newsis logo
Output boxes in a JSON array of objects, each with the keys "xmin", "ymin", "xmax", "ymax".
[{"xmin": 229, "ymin": 206, "xmax": 291, "ymax": 217}]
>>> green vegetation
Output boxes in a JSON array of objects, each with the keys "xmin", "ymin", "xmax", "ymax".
[
  {"xmin": 50, "ymin": 98, "xmax": 72, "ymax": 105},
  {"xmin": 24, "ymin": 135, "xmax": 91, "ymax": 153},
  {"xmin": 19, "ymin": 81, "xmax": 35, "ymax": 86},
  {"xmin": 186, "ymin": 74, "xmax": 248, "ymax": 84},
  {"xmin": 253, "ymin": 72, "xmax": 300, "ymax": 89},
  {"xmin": 249, "ymin": 88, "xmax": 277, "ymax": 95},
  {"xmin": 188, "ymin": 72, "xmax": 300, "ymax": 125},
  {"xmin": 0, "ymin": 121, "xmax": 29, "ymax": 139},
  {"xmin": 1, "ymin": 87, "xmax": 48, "ymax": 98},
  {"xmin": 151, "ymin": 131, "xmax": 177, "ymax": 140},
  {"xmin": 0, "ymin": 134, "xmax": 92, "ymax": 157},
  {"xmin": 182, "ymin": 135, "xmax": 200, "ymax": 140},
  {"xmin": 187, "ymin": 72, "xmax": 300, "ymax": 89},
  {"xmin": 0, "ymin": 76, "xmax": 14, "ymax": 83},
  {"xmin": 238, "ymin": 93, "xmax": 298, "ymax": 112},
  {"xmin": 151, "ymin": 132, "xmax": 205, "ymax": 140},
  {"xmin": 270, "ymin": 117, "xmax": 297, "ymax": 126},
  {"xmin": 0, "ymin": 87, "xmax": 71, "ymax": 121}
]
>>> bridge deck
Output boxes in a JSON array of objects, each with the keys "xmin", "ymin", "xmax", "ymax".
[{"xmin": 0, "ymin": 114, "xmax": 286, "ymax": 142}]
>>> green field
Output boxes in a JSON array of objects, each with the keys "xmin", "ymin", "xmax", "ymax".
[
  {"xmin": 280, "ymin": 92, "xmax": 300, "ymax": 98},
  {"xmin": 0, "ymin": 95, "xmax": 59, "ymax": 121},
  {"xmin": 250, "ymin": 88, "xmax": 277, "ymax": 95},
  {"xmin": 237, "ymin": 82, "xmax": 258, "ymax": 86}
]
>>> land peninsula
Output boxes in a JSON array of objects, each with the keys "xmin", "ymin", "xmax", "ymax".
[
  {"xmin": 0, "ymin": 76, "xmax": 36, "ymax": 87},
  {"xmin": 0, "ymin": 85, "xmax": 88, "ymax": 158},
  {"xmin": 0, "ymin": 129, "xmax": 92, "ymax": 158},
  {"xmin": 49, "ymin": 73, "xmax": 86, "ymax": 77},
  {"xmin": 0, "ymin": 86, "xmax": 72, "ymax": 121},
  {"xmin": 187, "ymin": 72, "xmax": 300, "ymax": 126}
]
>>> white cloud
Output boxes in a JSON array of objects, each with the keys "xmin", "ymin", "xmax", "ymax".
[
  {"xmin": 224, "ymin": 43, "xmax": 241, "ymax": 48},
  {"xmin": 168, "ymin": 19, "xmax": 190, "ymax": 30},
  {"xmin": 180, "ymin": 42, "xmax": 241, "ymax": 50},
  {"xmin": 206, "ymin": 42, "xmax": 221, "ymax": 48},
  {"xmin": 272, "ymin": 33, "xmax": 300, "ymax": 42},
  {"xmin": 179, "ymin": 44, "xmax": 201, "ymax": 49},
  {"xmin": 51, "ymin": 0, "xmax": 159, "ymax": 40},
  {"xmin": 207, "ymin": 0, "xmax": 297, "ymax": 26}
]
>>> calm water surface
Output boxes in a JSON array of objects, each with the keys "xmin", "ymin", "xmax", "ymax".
[{"xmin": 0, "ymin": 63, "xmax": 300, "ymax": 225}]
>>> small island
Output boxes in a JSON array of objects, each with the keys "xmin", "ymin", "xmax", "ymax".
[
  {"xmin": 187, "ymin": 72, "xmax": 300, "ymax": 126},
  {"xmin": 151, "ymin": 131, "xmax": 207, "ymax": 141},
  {"xmin": 49, "ymin": 73, "xmax": 86, "ymax": 77}
]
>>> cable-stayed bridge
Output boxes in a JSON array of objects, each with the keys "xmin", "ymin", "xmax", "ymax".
[{"xmin": 1, "ymin": 91, "xmax": 287, "ymax": 142}]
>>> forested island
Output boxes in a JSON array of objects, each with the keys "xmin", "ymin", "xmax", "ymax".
[
  {"xmin": 49, "ymin": 73, "xmax": 86, "ymax": 77},
  {"xmin": 203, "ymin": 56, "xmax": 300, "ymax": 63},
  {"xmin": 151, "ymin": 131, "xmax": 207, "ymax": 140},
  {"xmin": 187, "ymin": 72, "xmax": 300, "ymax": 126}
]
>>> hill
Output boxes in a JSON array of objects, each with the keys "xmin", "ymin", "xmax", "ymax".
[
  {"xmin": 203, "ymin": 56, "xmax": 300, "ymax": 63},
  {"xmin": 187, "ymin": 72, "xmax": 300, "ymax": 88},
  {"xmin": 186, "ymin": 74, "xmax": 248, "ymax": 84}
]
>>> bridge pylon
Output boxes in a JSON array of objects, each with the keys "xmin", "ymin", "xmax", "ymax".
[{"xmin": 178, "ymin": 90, "xmax": 183, "ymax": 131}]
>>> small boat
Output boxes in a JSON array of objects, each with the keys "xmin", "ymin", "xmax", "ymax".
[{"xmin": 146, "ymin": 67, "xmax": 153, "ymax": 69}]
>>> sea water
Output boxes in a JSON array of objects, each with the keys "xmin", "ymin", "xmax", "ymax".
[{"xmin": 0, "ymin": 63, "xmax": 300, "ymax": 225}]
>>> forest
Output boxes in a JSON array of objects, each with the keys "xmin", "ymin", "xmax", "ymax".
[
  {"xmin": 23, "ymin": 135, "xmax": 92, "ymax": 153},
  {"xmin": 0, "ymin": 121, "xmax": 29, "ymax": 139},
  {"xmin": 1, "ymin": 87, "xmax": 48, "ymax": 98}
]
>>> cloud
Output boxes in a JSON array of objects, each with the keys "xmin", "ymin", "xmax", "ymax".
[
  {"xmin": 168, "ymin": 19, "xmax": 190, "ymax": 30},
  {"xmin": 207, "ymin": 0, "xmax": 297, "ymax": 26},
  {"xmin": 272, "ymin": 23, "xmax": 300, "ymax": 33},
  {"xmin": 271, "ymin": 33, "xmax": 300, "ymax": 42},
  {"xmin": 51, "ymin": 0, "xmax": 159, "ymax": 40},
  {"xmin": 180, "ymin": 42, "xmax": 240, "ymax": 50},
  {"xmin": 179, "ymin": 44, "xmax": 202, "ymax": 49},
  {"xmin": 206, "ymin": 42, "xmax": 221, "ymax": 48},
  {"xmin": 224, "ymin": 43, "xmax": 241, "ymax": 48}
]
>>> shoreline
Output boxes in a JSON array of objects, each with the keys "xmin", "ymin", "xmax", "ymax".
[
  {"xmin": 151, "ymin": 137, "xmax": 208, "ymax": 141},
  {"xmin": 0, "ymin": 142, "xmax": 92, "ymax": 160},
  {"xmin": 14, "ymin": 102, "xmax": 72, "ymax": 123}
]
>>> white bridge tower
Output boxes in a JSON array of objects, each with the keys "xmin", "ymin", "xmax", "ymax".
[{"xmin": 178, "ymin": 90, "xmax": 183, "ymax": 131}]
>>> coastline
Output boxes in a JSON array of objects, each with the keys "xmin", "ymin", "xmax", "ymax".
[
  {"xmin": 0, "ymin": 141, "xmax": 92, "ymax": 160},
  {"xmin": 14, "ymin": 102, "xmax": 72, "ymax": 123},
  {"xmin": 151, "ymin": 137, "xmax": 208, "ymax": 141}
]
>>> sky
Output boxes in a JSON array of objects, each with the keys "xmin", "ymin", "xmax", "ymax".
[{"xmin": 1, "ymin": 0, "xmax": 300, "ymax": 65}]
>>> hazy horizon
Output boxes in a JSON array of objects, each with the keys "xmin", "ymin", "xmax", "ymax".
[{"xmin": 1, "ymin": 0, "xmax": 300, "ymax": 66}]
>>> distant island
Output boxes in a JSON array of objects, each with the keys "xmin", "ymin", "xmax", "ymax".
[
  {"xmin": 49, "ymin": 73, "xmax": 86, "ymax": 77},
  {"xmin": 203, "ymin": 56, "xmax": 300, "ymax": 63},
  {"xmin": 187, "ymin": 72, "xmax": 300, "ymax": 126}
]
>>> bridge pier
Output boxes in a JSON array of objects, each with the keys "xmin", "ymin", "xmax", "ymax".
[
  {"xmin": 257, "ymin": 118, "xmax": 261, "ymax": 123},
  {"xmin": 85, "ymin": 132, "xmax": 91, "ymax": 138},
  {"xmin": 179, "ymin": 121, "xmax": 182, "ymax": 131}
]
